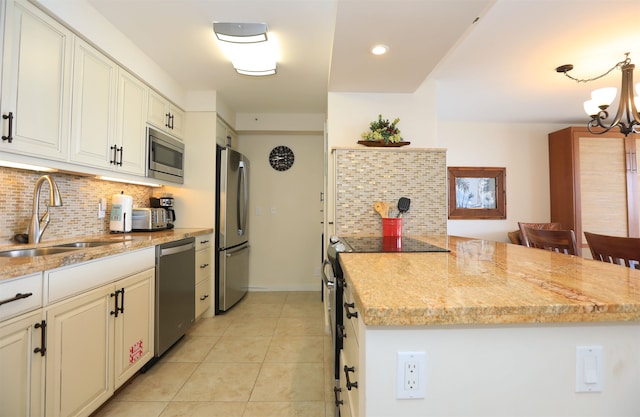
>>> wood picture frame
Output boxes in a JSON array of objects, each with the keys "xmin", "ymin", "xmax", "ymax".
[{"xmin": 448, "ymin": 167, "xmax": 506, "ymax": 219}]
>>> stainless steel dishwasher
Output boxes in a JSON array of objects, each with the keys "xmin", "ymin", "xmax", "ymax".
[{"xmin": 155, "ymin": 237, "xmax": 195, "ymax": 357}]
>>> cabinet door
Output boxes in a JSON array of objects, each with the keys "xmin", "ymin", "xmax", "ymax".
[
  {"xmin": 69, "ymin": 39, "xmax": 118, "ymax": 169},
  {"xmin": 147, "ymin": 89, "xmax": 170, "ymax": 132},
  {"xmin": 113, "ymin": 269, "xmax": 154, "ymax": 389},
  {"xmin": 579, "ymin": 136, "xmax": 630, "ymax": 240},
  {"xmin": 45, "ymin": 285, "xmax": 114, "ymax": 417},
  {"xmin": 169, "ymin": 105, "xmax": 185, "ymax": 139},
  {"xmin": 0, "ymin": 0, "xmax": 72, "ymax": 160},
  {"xmin": 0, "ymin": 310, "xmax": 44, "ymax": 417},
  {"xmin": 115, "ymin": 70, "xmax": 148, "ymax": 175}
]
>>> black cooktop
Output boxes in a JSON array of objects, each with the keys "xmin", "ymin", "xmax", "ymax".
[{"xmin": 340, "ymin": 236, "xmax": 449, "ymax": 253}]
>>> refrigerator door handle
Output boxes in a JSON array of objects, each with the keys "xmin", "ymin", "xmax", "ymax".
[{"xmin": 238, "ymin": 160, "xmax": 248, "ymax": 236}]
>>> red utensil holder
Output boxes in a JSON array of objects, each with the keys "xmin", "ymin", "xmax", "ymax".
[{"xmin": 382, "ymin": 218, "xmax": 402, "ymax": 237}]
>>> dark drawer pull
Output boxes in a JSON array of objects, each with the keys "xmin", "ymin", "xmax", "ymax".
[
  {"xmin": 333, "ymin": 386, "xmax": 344, "ymax": 406},
  {"xmin": 199, "ymin": 263, "xmax": 209, "ymax": 269},
  {"xmin": 200, "ymin": 294, "xmax": 209, "ymax": 301},
  {"xmin": 2, "ymin": 112, "xmax": 14, "ymax": 143},
  {"xmin": 337, "ymin": 324, "xmax": 346, "ymax": 340},
  {"xmin": 34, "ymin": 320, "xmax": 46, "ymax": 356},
  {"xmin": 343, "ymin": 365, "xmax": 358, "ymax": 390},
  {"xmin": 344, "ymin": 302, "xmax": 358, "ymax": 319},
  {"xmin": 0, "ymin": 292, "xmax": 33, "ymax": 307}
]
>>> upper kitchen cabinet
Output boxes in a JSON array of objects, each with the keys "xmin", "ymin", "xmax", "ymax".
[
  {"xmin": 148, "ymin": 89, "xmax": 184, "ymax": 139},
  {"xmin": 0, "ymin": 0, "xmax": 73, "ymax": 161},
  {"xmin": 69, "ymin": 39, "xmax": 147, "ymax": 175},
  {"xmin": 216, "ymin": 117, "xmax": 237, "ymax": 148},
  {"xmin": 549, "ymin": 126, "xmax": 640, "ymax": 254}
]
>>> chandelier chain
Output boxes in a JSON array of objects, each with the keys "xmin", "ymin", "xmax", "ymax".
[{"xmin": 561, "ymin": 53, "xmax": 631, "ymax": 84}]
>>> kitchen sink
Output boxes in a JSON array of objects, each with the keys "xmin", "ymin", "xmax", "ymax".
[
  {"xmin": 0, "ymin": 247, "xmax": 80, "ymax": 257},
  {"xmin": 55, "ymin": 241, "xmax": 115, "ymax": 248}
]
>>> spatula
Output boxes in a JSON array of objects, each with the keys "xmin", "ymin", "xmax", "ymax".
[
  {"xmin": 373, "ymin": 201, "xmax": 386, "ymax": 218},
  {"xmin": 397, "ymin": 197, "xmax": 411, "ymax": 218}
]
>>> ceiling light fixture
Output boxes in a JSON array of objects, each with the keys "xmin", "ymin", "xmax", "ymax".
[
  {"xmin": 371, "ymin": 45, "xmax": 389, "ymax": 55},
  {"xmin": 213, "ymin": 22, "xmax": 268, "ymax": 43},
  {"xmin": 213, "ymin": 22, "xmax": 277, "ymax": 76},
  {"xmin": 556, "ymin": 53, "xmax": 640, "ymax": 136}
]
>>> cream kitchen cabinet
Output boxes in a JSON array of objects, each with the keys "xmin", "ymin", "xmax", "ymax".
[
  {"xmin": 44, "ymin": 247, "xmax": 154, "ymax": 417},
  {"xmin": 69, "ymin": 39, "xmax": 147, "ymax": 175},
  {"xmin": 0, "ymin": 0, "xmax": 73, "ymax": 161},
  {"xmin": 216, "ymin": 117, "xmax": 237, "ymax": 148},
  {"xmin": 195, "ymin": 234, "xmax": 213, "ymax": 318},
  {"xmin": 148, "ymin": 89, "xmax": 184, "ymax": 139},
  {"xmin": 0, "ymin": 272, "xmax": 46, "ymax": 417},
  {"xmin": 44, "ymin": 268, "xmax": 154, "ymax": 417},
  {"xmin": 339, "ymin": 283, "xmax": 361, "ymax": 417}
]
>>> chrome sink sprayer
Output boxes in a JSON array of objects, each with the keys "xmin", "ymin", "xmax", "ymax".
[{"xmin": 28, "ymin": 175, "xmax": 63, "ymax": 244}]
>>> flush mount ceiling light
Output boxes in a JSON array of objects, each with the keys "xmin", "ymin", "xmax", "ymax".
[
  {"xmin": 556, "ymin": 52, "xmax": 640, "ymax": 136},
  {"xmin": 213, "ymin": 21, "xmax": 278, "ymax": 76},
  {"xmin": 213, "ymin": 22, "xmax": 268, "ymax": 43},
  {"xmin": 371, "ymin": 44, "xmax": 389, "ymax": 55}
]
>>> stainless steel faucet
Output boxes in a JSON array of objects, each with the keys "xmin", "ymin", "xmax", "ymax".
[{"xmin": 28, "ymin": 175, "xmax": 63, "ymax": 244}]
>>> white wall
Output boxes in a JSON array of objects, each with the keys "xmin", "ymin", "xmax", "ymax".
[
  {"xmin": 439, "ymin": 121, "xmax": 567, "ymax": 242},
  {"xmin": 238, "ymin": 134, "xmax": 324, "ymax": 291}
]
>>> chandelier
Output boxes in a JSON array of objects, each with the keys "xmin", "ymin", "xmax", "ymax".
[{"xmin": 556, "ymin": 53, "xmax": 640, "ymax": 136}]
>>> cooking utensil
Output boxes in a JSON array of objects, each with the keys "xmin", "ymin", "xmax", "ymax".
[
  {"xmin": 397, "ymin": 197, "xmax": 411, "ymax": 218},
  {"xmin": 374, "ymin": 201, "xmax": 386, "ymax": 218},
  {"xmin": 381, "ymin": 202, "xmax": 390, "ymax": 218}
]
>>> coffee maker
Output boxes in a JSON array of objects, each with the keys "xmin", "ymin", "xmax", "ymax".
[{"xmin": 150, "ymin": 197, "xmax": 175, "ymax": 228}]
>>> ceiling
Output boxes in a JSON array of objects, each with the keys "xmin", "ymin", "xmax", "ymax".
[{"xmin": 87, "ymin": 0, "xmax": 640, "ymax": 125}]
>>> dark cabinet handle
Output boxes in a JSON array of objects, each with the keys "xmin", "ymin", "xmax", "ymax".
[
  {"xmin": 333, "ymin": 386, "xmax": 344, "ymax": 406},
  {"xmin": 34, "ymin": 320, "xmax": 46, "ymax": 356},
  {"xmin": 337, "ymin": 324, "xmax": 346, "ymax": 340},
  {"xmin": 343, "ymin": 365, "xmax": 358, "ymax": 390},
  {"xmin": 110, "ymin": 291, "xmax": 119, "ymax": 317},
  {"xmin": 0, "ymin": 292, "xmax": 32, "ymax": 307},
  {"xmin": 199, "ymin": 263, "xmax": 209, "ymax": 269},
  {"xmin": 110, "ymin": 145, "xmax": 118, "ymax": 165},
  {"xmin": 200, "ymin": 239, "xmax": 209, "ymax": 245},
  {"xmin": 119, "ymin": 288, "xmax": 125, "ymax": 314},
  {"xmin": 344, "ymin": 302, "xmax": 358, "ymax": 319},
  {"xmin": 169, "ymin": 114, "xmax": 175, "ymax": 129},
  {"xmin": 165, "ymin": 113, "xmax": 171, "ymax": 128},
  {"xmin": 117, "ymin": 146, "xmax": 123, "ymax": 166},
  {"xmin": 2, "ymin": 112, "xmax": 13, "ymax": 143},
  {"xmin": 200, "ymin": 294, "xmax": 209, "ymax": 301}
]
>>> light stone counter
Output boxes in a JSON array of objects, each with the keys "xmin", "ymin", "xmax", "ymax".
[
  {"xmin": 0, "ymin": 228, "xmax": 213, "ymax": 281},
  {"xmin": 339, "ymin": 235, "xmax": 640, "ymax": 326}
]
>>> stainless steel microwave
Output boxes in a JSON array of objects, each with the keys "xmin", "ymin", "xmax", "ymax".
[{"xmin": 147, "ymin": 127, "xmax": 184, "ymax": 184}]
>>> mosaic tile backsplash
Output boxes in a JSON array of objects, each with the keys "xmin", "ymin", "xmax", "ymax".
[
  {"xmin": 334, "ymin": 148, "xmax": 447, "ymax": 236},
  {"xmin": 0, "ymin": 167, "xmax": 154, "ymax": 244}
]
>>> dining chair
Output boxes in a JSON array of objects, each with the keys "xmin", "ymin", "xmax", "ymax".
[
  {"xmin": 507, "ymin": 230, "xmax": 522, "ymax": 245},
  {"xmin": 524, "ymin": 227, "xmax": 578, "ymax": 255},
  {"xmin": 584, "ymin": 231, "xmax": 640, "ymax": 269},
  {"xmin": 518, "ymin": 222, "xmax": 563, "ymax": 247}
]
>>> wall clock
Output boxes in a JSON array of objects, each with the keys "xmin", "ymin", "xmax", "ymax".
[{"xmin": 269, "ymin": 145, "xmax": 295, "ymax": 171}]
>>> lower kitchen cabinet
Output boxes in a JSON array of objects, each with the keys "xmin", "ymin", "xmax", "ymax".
[
  {"xmin": 340, "ymin": 284, "xmax": 361, "ymax": 417},
  {"xmin": 44, "ymin": 268, "xmax": 154, "ymax": 417},
  {"xmin": 195, "ymin": 234, "xmax": 213, "ymax": 318},
  {"xmin": 0, "ymin": 309, "xmax": 45, "ymax": 417}
]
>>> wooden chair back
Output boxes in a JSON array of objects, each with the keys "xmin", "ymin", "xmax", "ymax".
[
  {"xmin": 524, "ymin": 227, "xmax": 578, "ymax": 255},
  {"xmin": 518, "ymin": 222, "xmax": 563, "ymax": 247},
  {"xmin": 507, "ymin": 230, "xmax": 522, "ymax": 245},
  {"xmin": 584, "ymin": 232, "xmax": 640, "ymax": 269}
]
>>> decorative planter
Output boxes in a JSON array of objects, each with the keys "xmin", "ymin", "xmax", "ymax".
[{"xmin": 357, "ymin": 140, "xmax": 411, "ymax": 147}]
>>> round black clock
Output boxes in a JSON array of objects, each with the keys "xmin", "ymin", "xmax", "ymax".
[{"xmin": 268, "ymin": 145, "xmax": 295, "ymax": 171}]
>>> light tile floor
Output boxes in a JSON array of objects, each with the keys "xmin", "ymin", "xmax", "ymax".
[{"xmin": 92, "ymin": 291, "xmax": 335, "ymax": 417}]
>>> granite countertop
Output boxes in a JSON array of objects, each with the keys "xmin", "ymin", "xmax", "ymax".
[
  {"xmin": 338, "ymin": 235, "xmax": 640, "ymax": 327},
  {"xmin": 0, "ymin": 228, "xmax": 213, "ymax": 281}
]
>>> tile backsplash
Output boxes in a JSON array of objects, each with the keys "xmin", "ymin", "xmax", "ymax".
[
  {"xmin": 0, "ymin": 167, "xmax": 154, "ymax": 244},
  {"xmin": 334, "ymin": 147, "xmax": 447, "ymax": 236}
]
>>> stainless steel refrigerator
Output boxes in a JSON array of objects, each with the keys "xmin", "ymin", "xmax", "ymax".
[{"xmin": 215, "ymin": 145, "xmax": 250, "ymax": 313}]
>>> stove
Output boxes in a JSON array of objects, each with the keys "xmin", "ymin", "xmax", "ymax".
[
  {"xmin": 339, "ymin": 235, "xmax": 450, "ymax": 253},
  {"xmin": 323, "ymin": 235, "xmax": 449, "ymax": 415}
]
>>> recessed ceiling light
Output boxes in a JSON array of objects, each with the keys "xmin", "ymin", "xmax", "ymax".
[{"xmin": 371, "ymin": 44, "xmax": 389, "ymax": 55}]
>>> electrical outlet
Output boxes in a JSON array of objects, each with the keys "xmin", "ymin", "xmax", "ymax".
[{"xmin": 397, "ymin": 351, "xmax": 426, "ymax": 399}]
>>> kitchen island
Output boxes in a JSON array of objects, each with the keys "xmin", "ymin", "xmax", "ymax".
[{"xmin": 338, "ymin": 235, "xmax": 640, "ymax": 417}]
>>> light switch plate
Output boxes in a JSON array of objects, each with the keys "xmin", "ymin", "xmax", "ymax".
[{"xmin": 576, "ymin": 345, "xmax": 603, "ymax": 392}]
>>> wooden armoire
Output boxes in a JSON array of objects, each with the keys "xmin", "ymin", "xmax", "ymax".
[{"xmin": 548, "ymin": 126, "xmax": 640, "ymax": 256}]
